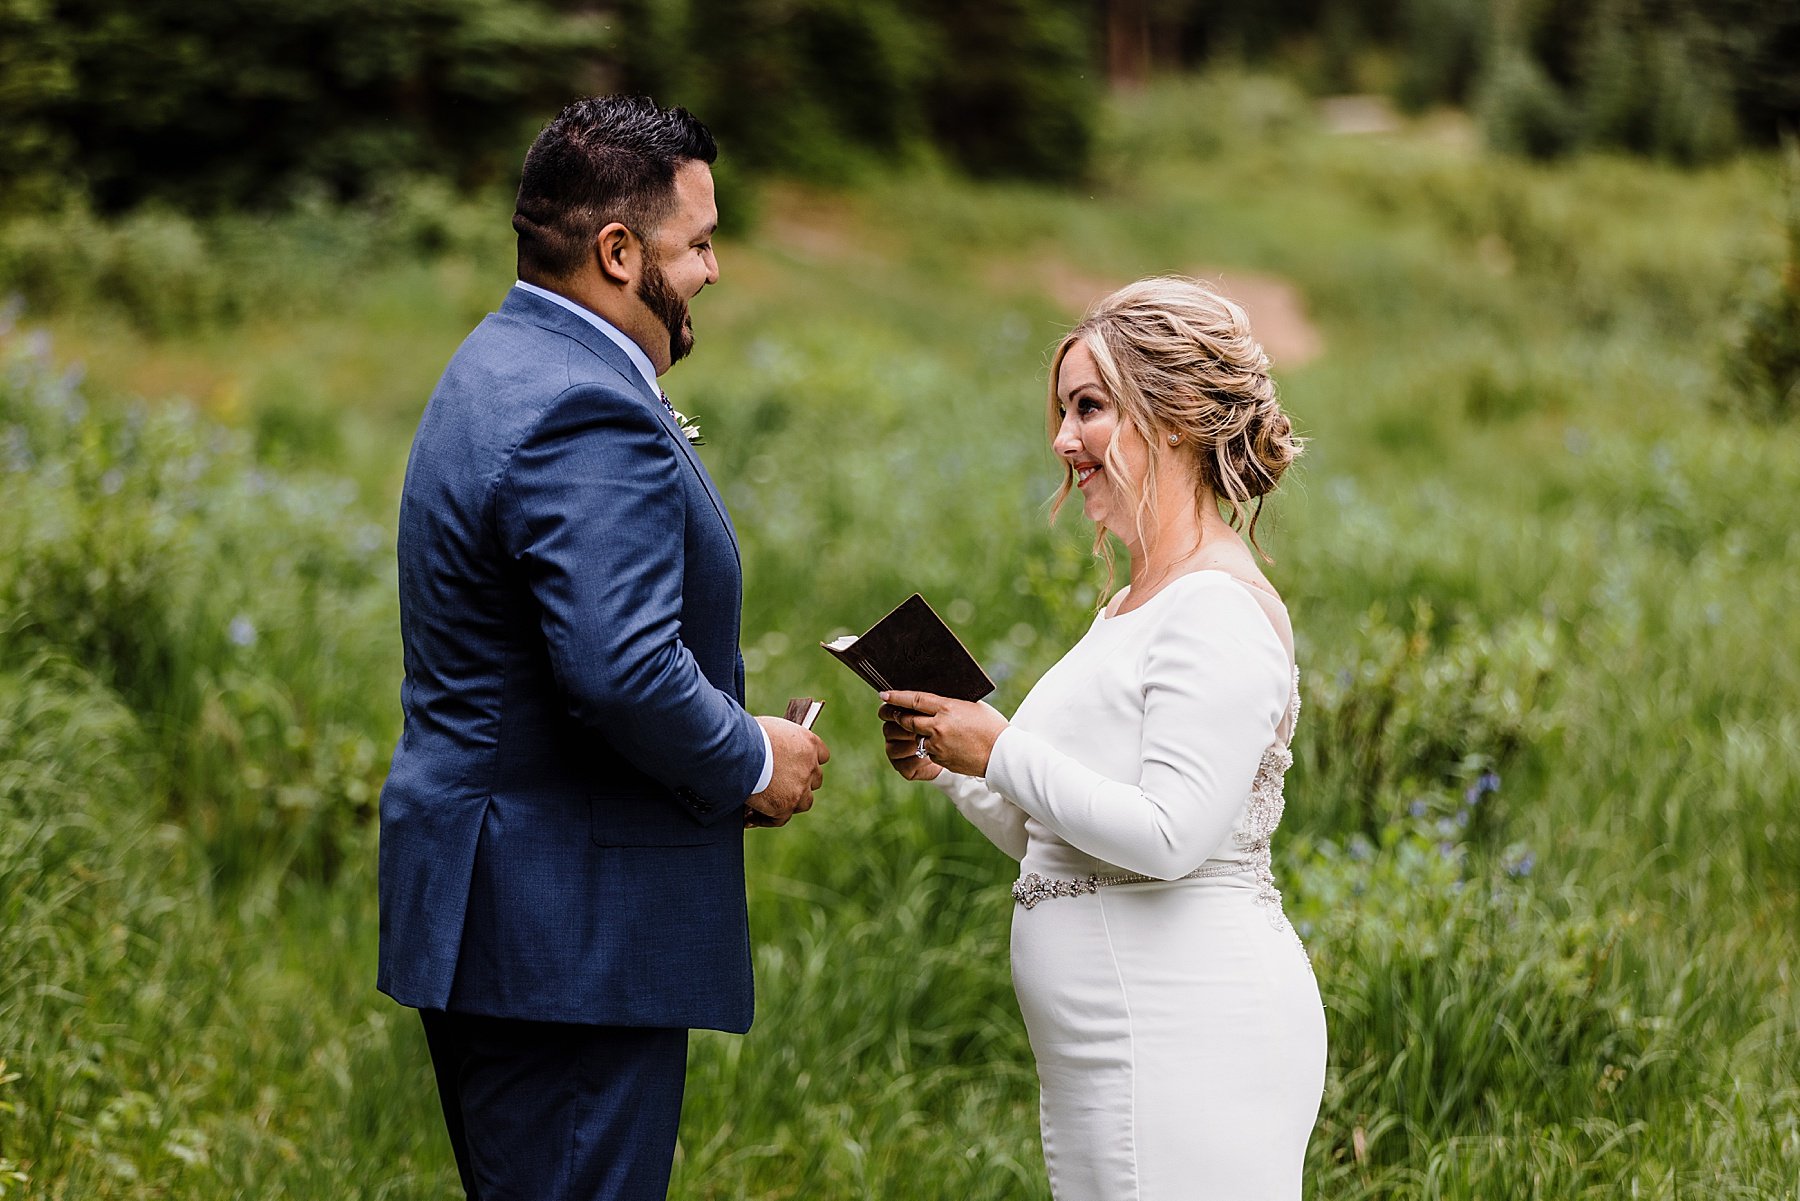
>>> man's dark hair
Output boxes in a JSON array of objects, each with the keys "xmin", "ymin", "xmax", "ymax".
[{"xmin": 513, "ymin": 95, "xmax": 717, "ymax": 282}]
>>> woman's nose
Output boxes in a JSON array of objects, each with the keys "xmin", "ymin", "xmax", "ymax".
[{"xmin": 1052, "ymin": 412, "xmax": 1081, "ymax": 456}]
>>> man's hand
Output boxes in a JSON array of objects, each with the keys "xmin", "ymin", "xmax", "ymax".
[
  {"xmin": 746, "ymin": 716, "xmax": 830, "ymax": 828},
  {"xmin": 877, "ymin": 691, "xmax": 1008, "ymax": 779}
]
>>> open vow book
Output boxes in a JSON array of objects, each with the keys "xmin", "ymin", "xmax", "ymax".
[{"xmin": 820, "ymin": 594, "xmax": 995, "ymax": 703}]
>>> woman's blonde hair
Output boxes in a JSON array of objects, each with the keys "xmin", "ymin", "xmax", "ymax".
[{"xmin": 1047, "ymin": 275, "xmax": 1303, "ymax": 589}]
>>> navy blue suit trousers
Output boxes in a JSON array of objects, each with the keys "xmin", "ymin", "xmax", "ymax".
[{"xmin": 421, "ymin": 1010, "xmax": 688, "ymax": 1201}]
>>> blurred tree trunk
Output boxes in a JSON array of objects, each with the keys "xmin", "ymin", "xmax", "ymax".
[{"xmin": 1107, "ymin": 0, "xmax": 1150, "ymax": 89}]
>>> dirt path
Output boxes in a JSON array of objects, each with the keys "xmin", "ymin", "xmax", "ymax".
[{"xmin": 757, "ymin": 183, "xmax": 1324, "ymax": 370}]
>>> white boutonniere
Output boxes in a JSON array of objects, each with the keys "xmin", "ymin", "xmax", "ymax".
[{"xmin": 670, "ymin": 408, "xmax": 705, "ymax": 446}]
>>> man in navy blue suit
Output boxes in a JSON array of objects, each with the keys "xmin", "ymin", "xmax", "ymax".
[{"xmin": 378, "ymin": 95, "xmax": 831, "ymax": 1200}]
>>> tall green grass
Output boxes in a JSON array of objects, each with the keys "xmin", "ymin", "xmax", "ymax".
[{"xmin": 2, "ymin": 73, "xmax": 1797, "ymax": 1198}]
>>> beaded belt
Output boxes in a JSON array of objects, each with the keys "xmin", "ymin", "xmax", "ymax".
[{"xmin": 1011, "ymin": 861, "xmax": 1254, "ymax": 909}]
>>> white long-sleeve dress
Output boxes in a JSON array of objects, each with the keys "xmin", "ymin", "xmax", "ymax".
[{"xmin": 932, "ymin": 570, "xmax": 1325, "ymax": 1200}]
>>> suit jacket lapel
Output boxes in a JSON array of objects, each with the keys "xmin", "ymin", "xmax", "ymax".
[
  {"xmin": 501, "ymin": 288, "xmax": 740, "ymax": 560},
  {"xmin": 660, "ymin": 415, "xmax": 740, "ymax": 562}
]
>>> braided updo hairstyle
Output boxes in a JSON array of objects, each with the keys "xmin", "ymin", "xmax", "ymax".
[{"xmin": 1048, "ymin": 275, "xmax": 1303, "ymax": 570}]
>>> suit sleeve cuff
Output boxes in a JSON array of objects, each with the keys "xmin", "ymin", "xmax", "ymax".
[{"xmin": 751, "ymin": 722, "xmax": 774, "ymax": 796}]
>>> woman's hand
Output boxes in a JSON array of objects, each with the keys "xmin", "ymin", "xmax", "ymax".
[
  {"xmin": 881, "ymin": 710, "xmax": 943, "ymax": 781},
  {"xmin": 878, "ymin": 690, "xmax": 1009, "ymax": 780}
]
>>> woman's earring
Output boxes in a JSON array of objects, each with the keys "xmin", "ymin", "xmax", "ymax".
[{"xmin": 1168, "ymin": 434, "xmax": 1180, "ymax": 445}]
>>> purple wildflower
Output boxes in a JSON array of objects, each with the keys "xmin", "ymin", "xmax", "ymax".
[{"xmin": 1464, "ymin": 771, "xmax": 1502, "ymax": 807}]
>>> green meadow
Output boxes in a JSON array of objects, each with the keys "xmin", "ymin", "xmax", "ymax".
[{"xmin": 3, "ymin": 76, "xmax": 1797, "ymax": 1198}]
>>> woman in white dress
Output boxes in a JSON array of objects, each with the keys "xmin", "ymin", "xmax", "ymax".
[{"xmin": 876, "ymin": 277, "xmax": 1326, "ymax": 1200}]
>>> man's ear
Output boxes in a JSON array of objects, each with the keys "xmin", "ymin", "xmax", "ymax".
[{"xmin": 594, "ymin": 222, "xmax": 637, "ymax": 286}]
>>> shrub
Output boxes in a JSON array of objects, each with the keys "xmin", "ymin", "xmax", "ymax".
[
  {"xmin": 1478, "ymin": 50, "xmax": 1579, "ymax": 161},
  {"xmin": 0, "ymin": 0, "xmax": 611, "ymax": 213},
  {"xmin": 0, "ymin": 181, "xmax": 508, "ymax": 334},
  {"xmin": 1394, "ymin": 0, "xmax": 1488, "ymax": 111},
  {"xmin": 1297, "ymin": 603, "xmax": 1558, "ymax": 840},
  {"xmin": 1719, "ymin": 143, "xmax": 1800, "ymax": 423},
  {"xmin": 918, "ymin": 0, "xmax": 1099, "ymax": 182},
  {"xmin": 0, "ymin": 327, "xmax": 397, "ymax": 880},
  {"xmin": 620, "ymin": 0, "xmax": 1100, "ymax": 185},
  {"xmin": 1097, "ymin": 71, "xmax": 1315, "ymax": 172},
  {"xmin": 1581, "ymin": 10, "xmax": 1740, "ymax": 165}
]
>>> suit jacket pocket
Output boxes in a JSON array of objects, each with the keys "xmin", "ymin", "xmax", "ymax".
[{"xmin": 588, "ymin": 789, "xmax": 735, "ymax": 847}]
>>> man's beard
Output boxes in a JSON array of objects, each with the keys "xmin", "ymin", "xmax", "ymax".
[{"xmin": 637, "ymin": 250, "xmax": 694, "ymax": 366}]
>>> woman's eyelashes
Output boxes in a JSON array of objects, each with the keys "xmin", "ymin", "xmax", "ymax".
[{"xmin": 1058, "ymin": 396, "xmax": 1103, "ymax": 419}]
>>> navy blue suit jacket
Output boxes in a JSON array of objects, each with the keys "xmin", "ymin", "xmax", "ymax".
[{"xmin": 378, "ymin": 287, "xmax": 763, "ymax": 1033}]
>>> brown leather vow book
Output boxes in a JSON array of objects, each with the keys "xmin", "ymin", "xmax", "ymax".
[
  {"xmin": 783, "ymin": 697, "xmax": 824, "ymax": 729},
  {"xmin": 820, "ymin": 594, "xmax": 995, "ymax": 702}
]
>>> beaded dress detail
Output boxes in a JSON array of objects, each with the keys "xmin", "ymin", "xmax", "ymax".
[{"xmin": 1229, "ymin": 666, "xmax": 1301, "ymax": 934}]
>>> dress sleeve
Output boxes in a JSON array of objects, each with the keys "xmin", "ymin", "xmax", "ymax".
[
  {"xmin": 984, "ymin": 579, "xmax": 1290, "ymax": 879},
  {"xmin": 929, "ymin": 770, "xmax": 1029, "ymax": 861}
]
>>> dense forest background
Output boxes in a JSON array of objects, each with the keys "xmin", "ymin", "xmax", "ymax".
[{"xmin": 3, "ymin": 0, "xmax": 1797, "ymax": 215}]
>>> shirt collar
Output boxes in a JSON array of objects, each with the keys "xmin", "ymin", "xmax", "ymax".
[{"xmin": 513, "ymin": 280, "xmax": 661, "ymax": 398}]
